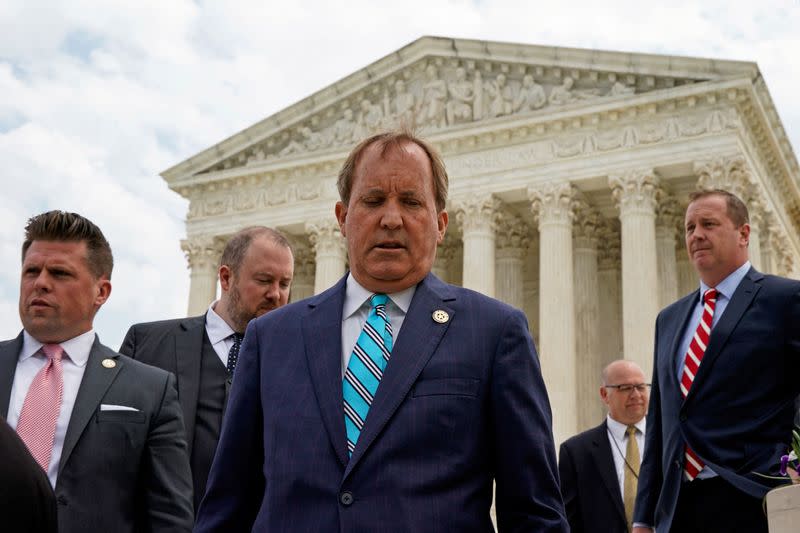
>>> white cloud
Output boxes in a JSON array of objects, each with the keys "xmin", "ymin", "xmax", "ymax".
[{"xmin": 0, "ymin": 0, "xmax": 798, "ymax": 348}]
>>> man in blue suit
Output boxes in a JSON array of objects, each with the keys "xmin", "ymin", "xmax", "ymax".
[
  {"xmin": 633, "ymin": 190, "xmax": 800, "ymax": 533},
  {"xmin": 194, "ymin": 131, "xmax": 568, "ymax": 532}
]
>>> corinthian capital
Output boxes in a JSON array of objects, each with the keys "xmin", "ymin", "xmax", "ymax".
[
  {"xmin": 609, "ymin": 169, "xmax": 661, "ymax": 214},
  {"xmin": 528, "ymin": 182, "xmax": 577, "ymax": 226},
  {"xmin": 572, "ymin": 198, "xmax": 600, "ymax": 244},
  {"xmin": 596, "ymin": 218, "xmax": 621, "ymax": 270},
  {"xmin": 495, "ymin": 211, "xmax": 530, "ymax": 253},
  {"xmin": 453, "ymin": 193, "xmax": 502, "ymax": 234},
  {"xmin": 306, "ymin": 218, "xmax": 346, "ymax": 256},
  {"xmin": 181, "ymin": 235, "xmax": 224, "ymax": 271}
]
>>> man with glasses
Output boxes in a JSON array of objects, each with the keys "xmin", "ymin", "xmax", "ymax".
[{"xmin": 559, "ymin": 360, "xmax": 649, "ymax": 533}]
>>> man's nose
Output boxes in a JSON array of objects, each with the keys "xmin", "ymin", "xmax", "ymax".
[{"xmin": 380, "ymin": 202, "xmax": 403, "ymax": 229}]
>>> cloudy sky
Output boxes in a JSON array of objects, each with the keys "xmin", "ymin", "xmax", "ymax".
[{"xmin": 1, "ymin": 0, "xmax": 798, "ymax": 348}]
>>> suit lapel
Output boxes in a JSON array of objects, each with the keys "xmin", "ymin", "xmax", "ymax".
[
  {"xmin": 0, "ymin": 334, "xmax": 23, "ymax": 418},
  {"xmin": 174, "ymin": 316, "xmax": 205, "ymax": 455},
  {"xmin": 344, "ymin": 274, "xmax": 455, "ymax": 478},
  {"xmin": 302, "ymin": 277, "xmax": 349, "ymax": 467},
  {"xmin": 666, "ymin": 291, "xmax": 698, "ymax": 399},
  {"xmin": 590, "ymin": 422, "xmax": 626, "ymax": 521},
  {"xmin": 59, "ymin": 337, "xmax": 122, "ymax": 475},
  {"xmin": 688, "ymin": 269, "xmax": 761, "ymax": 397}
]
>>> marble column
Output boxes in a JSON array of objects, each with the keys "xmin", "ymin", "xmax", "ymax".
[
  {"xmin": 609, "ymin": 169, "xmax": 661, "ymax": 378},
  {"xmin": 307, "ymin": 219, "xmax": 347, "ymax": 294},
  {"xmin": 676, "ymin": 244, "xmax": 697, "ymax": 296},
  {"xmin": 523, "ymin": 236, "xmax": 540, "ymax": 345},
  {"xmin": 456, "ymin": 194, "xmax": 500, "ymax": 297},
  {"xmin": 529, "ymin": 182, "xmax": 577, "ymax": 445},
  {"xmin": 656, "ymin": 198, "xmax": 680, "ymax": 310},
  {"xmin": 748, "ymin": 200, "xmax": 764, "ymax": 271},
  {"xmin": 495, "ymin": 213, "xmax": 528, "ymax": 310},
  {"xmin": 182, "ymin": 235, "xmax": 223, "ymax": 316},
  {"xmin": 572, "ymin": 202, "xmax": 602, "ymax": 431},
  {"xmin": 597, "ymin": 219, "xmax": 623, "ymax": 370},
  {"xmin": 289, "ymin": 240, "xmax": 315, "ymax": 303},
  {"xmin": 761, "ymin": 223, "xmax": 776, "ymax": 274}
]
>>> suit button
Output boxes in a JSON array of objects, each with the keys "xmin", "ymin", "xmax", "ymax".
[
  {"xmin": 56, "ymin": 495, "xmax": 68, "ymax": 506},
  {"xmin": 679, "ymin": 413, "xmax": 687, "ymax": 422},
  {"xmin": 339, "ymin": 491, "xmax": 354, "ymax": 506},
  {"xmin": 674, "ymin": 460, "xmax": 682, "ymax": 469}
]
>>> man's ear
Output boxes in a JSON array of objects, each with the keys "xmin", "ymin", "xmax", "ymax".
[
  {"xmin": 335, "ymin": 201, "xmax": 348, "ymax": 237},
  {"xmin": 93, "ymin": 278, "xmax": 112, "ymax": 308},
  {"xmin": 436, "ymin": 210, "xmax": 448, "ymax": 244},
  {"xmin": 739, "ymin": 222, "xmax": 751, "ymax": 248},
  {"xmin": 219, "ymin": 265, "xmax": 233, "ymax": 292}
]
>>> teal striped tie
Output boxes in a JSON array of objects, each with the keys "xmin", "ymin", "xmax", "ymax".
[{"xmin": 343, "ymin": 294, "xmax": 393, "ymax": 457}]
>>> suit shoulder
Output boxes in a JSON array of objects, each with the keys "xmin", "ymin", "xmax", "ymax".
[
  {"xmin": 658, "ymin": 290, "xmax": 696, "ymax": 319},
  {"xmin": 759, "ymin": 273, "xmax": 800, "ymax": 292},
  {"xmin": 561, "ymin": 422, "xmax": 606, "ymax": 450},
  {"xmin": 447, "ymin": 284, "xmax": 521, "ymax": 316},
  {"xmin": 127, "ymin": 315, "xmax": 204, "ymax": 333}
]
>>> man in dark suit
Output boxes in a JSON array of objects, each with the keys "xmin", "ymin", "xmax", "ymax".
[
  {"xmin": 0, "ymin": 417, "xmax": 57, "ymax": 533},
  {"xmin": 559, "ymin": 360, "xmax": 649, "ymax": 533},
  {"xmin": 119, "ymin": 226, "xmax": 294, "ymax": 510},
  {"xmin": 1, "ymin": 210, "xmax": 193, "ymax": 533},
  {"xmin": 195, "ymin": 131, "xmax": 568, "ymax": 532},
  {"xmin": 633, "ymin": 190, "xmax": 800, "ymax": 533}
]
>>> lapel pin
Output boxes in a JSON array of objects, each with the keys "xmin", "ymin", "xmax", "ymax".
[
  {"xmin": 102, "ymin": 358, "xmax": 116, "ymax": 369},
  {"xmin": 432, "ymin": 310, "xmax": 449, "ymax": 324}
]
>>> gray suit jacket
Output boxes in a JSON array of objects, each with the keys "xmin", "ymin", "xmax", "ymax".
[
  {"xmin": 119, "ymin": 315, "xmax": 222, "ymax": 509},
  {"xmin": 0, "ymin": 333, "xmax": 194, "ymax": 533}
]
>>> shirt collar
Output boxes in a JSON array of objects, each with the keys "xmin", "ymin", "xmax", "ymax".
[
  {"xmin": 699, "ymin": 260, "xmax": 751, "ymax": 301},
  {"xmin": 206, "ymin": 300, "xmax": 237, "ymax": 344},
  {"xmin": 20, "ymin": 329, "xmax": 96, "ymax": 367},
  {"xmin": 343, "ymin": 273, "xmax": 416, "ymax": 319},
  {"xmin": 606, "ymin": 414, "xmax": 646, "ymax": 440}
]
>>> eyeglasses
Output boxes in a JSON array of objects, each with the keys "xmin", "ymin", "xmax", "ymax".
[{"xmin": 604, "ymin": 383, "xmax": 651, "ymax": 393}]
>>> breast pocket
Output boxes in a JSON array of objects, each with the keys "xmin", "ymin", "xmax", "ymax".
[
  {"xmin": 96, "ymin": 410, "xmax": 147, "ymax": 423},
  {"xmin": 411, "ymin": 377, "xmax": 480, "ymax": 398}
]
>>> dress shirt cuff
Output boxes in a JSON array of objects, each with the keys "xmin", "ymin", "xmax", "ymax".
[{"xmin": 632, "ymin": 523, "xmax": 653, "ymax": 530}]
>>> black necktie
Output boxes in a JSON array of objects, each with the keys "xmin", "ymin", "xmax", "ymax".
[{"xmin": 226, "ymin": 333, "xmax": 244, "ymax": 375}]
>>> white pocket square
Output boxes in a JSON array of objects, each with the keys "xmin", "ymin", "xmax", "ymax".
[{"xmin": 100, "ymin": 404, "xmax": 139, "ymax": 412}]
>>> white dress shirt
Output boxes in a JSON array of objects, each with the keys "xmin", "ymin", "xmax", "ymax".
[
  {"xmin": 6, "ymin": 329, "xmax": 96, "ymax": 488},
  {"xmin": 606, "ymin": 414, "xmax": 646, "ymax": 500},
  {"xmin": 340, "ymin": 274, "xmax": 416, "ymax": 376},
  {"xmin": 206, "ymin": 301, "xmax": 238, "ymax": 367}
]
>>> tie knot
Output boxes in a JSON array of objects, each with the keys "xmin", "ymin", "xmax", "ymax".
[
  {"xmin": 41, "ymin": 344, "xmax": 64, "ymax": 361},
  {"xmin": 704, "ymin": 288, "xmax": 718, "ymax": 304},
  {"xmin": 626, "ymin": 425, "xmax": 637, "ymax": 437},
  {"xmin": 370, "ymin": 293, "xmax": 388, "ymax": 308}
]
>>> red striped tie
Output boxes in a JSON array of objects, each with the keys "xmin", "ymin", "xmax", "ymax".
[
  {"xmin": 15, "ymin": 344, "xmax": 64, "ymax": 471},
  {"xmin": 681, "ymin": 288, "xmax": 717, "ymax": 481}
]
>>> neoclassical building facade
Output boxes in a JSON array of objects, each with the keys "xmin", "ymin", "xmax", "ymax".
[{"xmin": 163, "ymin": 37, "xmax": 800, "ymax": 445}]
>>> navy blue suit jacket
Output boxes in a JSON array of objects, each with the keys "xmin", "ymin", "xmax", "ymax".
[
  {"xmin": 634, "ymin": 268, "xmax": 800, "ymax": 530},
  {"xmin": 195, "ymin": 273, "xmax": 567, "ymax": 532}
]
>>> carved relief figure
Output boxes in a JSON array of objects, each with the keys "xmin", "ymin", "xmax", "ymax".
[
  {"xmin": 513, "ymin": 74, "xmax": 547, "ymax": 112},
  {"xmin": 487, "ymin": 73, "xmax": 514, "ymax": 118},
  {"xmin": 446, "ymin": 67, "xmax": 475, "ymax": 125},
  {"xmin": 548, "ymin": 77, "xmax": 576, "ymax": 106},
  {"xmin": 332, "ymin": 108, "xmax": 356, "ymax": 144},
  {"xmin": 609, "ymin": 81, "xmax": 635, "ymax": 96},
  {"xmin": 416, "ymin": 64, "xmax": 447, "ymax": 128},
  {"xmin": 392, "ymin": 79, "xmax": 416, "ymax": 128},
  {"xmin": 354, "ymin": 99, "xmax": 383, "ymax": 140}
]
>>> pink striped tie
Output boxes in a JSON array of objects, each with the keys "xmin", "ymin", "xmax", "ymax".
[
  {"xmin": 681, "ymin": 288, "xmax": 717, "ymax": 481},
  {"xmin": 16, "ymin": 344, "xmax": 65, "ymax": 471}
]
